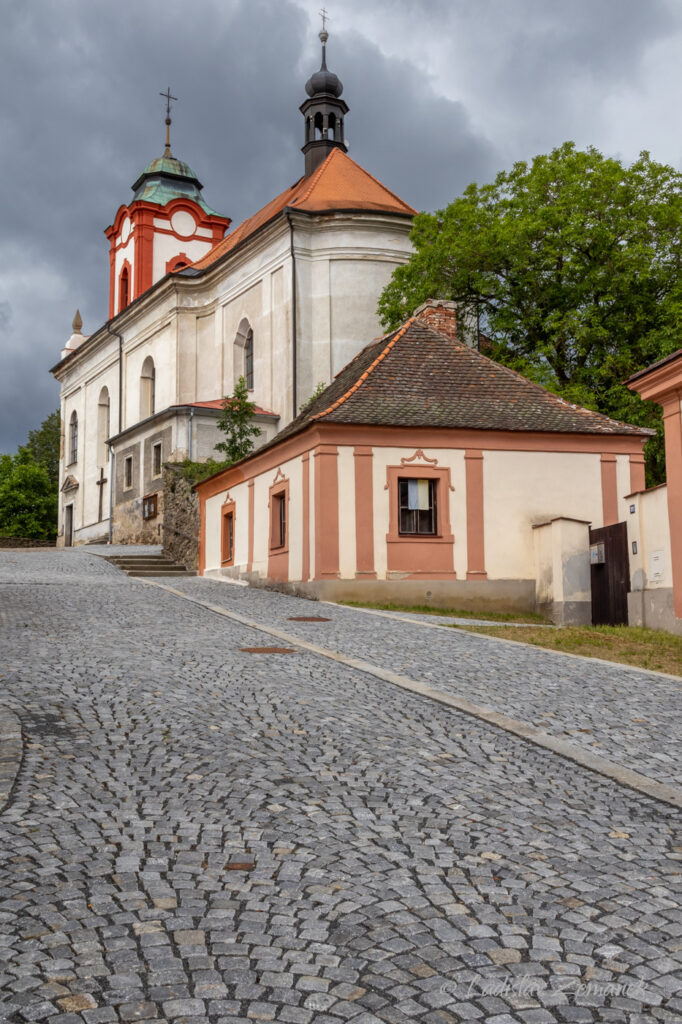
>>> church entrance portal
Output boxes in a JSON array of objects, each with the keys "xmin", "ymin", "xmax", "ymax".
[{"xmin": 64, "ymin": 505, "xmax": 73, "ymax": 547}]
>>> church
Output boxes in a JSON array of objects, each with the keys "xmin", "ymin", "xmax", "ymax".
[{"xmin": 51, "ymin": 27, "xmax": 416, "ymax": 548}]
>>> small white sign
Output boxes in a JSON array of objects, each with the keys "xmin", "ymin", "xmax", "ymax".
[
  {"xmin": 650, "ymin": 550, "xmax": 665, "ymax": 582},
  {"xmin": 590, "ymin": 542, "xmax": 605, "ymax": 565}
]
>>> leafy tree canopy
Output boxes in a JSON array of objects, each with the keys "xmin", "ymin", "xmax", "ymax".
[
  {"xmin": 379, "ymin": 143, "xmax": 682, "ymax": 483},
  {"xmin": 0, "ymin": 449, "xmax": 57, "ymax": 540},
  {"xmin": 21, "ymin": 409, "xmax": 60, "ymax": 486},
  {"xmin": 214, "ymin": 376, "xmax": 262, "ymax": 465}
]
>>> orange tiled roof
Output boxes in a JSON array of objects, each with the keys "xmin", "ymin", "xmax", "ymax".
[
  {"xmin": 172, "ymin": 399, "xmax": 278, "ymax": 417},
  {"xmin": 191, "ymin": 149, "xmax": 416, "ymax": 271}
]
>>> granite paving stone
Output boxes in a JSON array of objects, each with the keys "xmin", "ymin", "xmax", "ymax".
[{"xmin": 0, "ymin": 549, "xmax": 680, "ymax": 1024}]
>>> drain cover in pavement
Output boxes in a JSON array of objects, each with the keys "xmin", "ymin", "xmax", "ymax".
[{"xmin": 287, "ymin": 616, "xmax": 331, "ymax": 622}]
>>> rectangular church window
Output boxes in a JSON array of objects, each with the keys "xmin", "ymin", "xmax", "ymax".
[
  {"xmin": 142, "ymin": 493, "xmax": 158, "ymax": 519},
  {"xmin": 152, "ymin": 442, "xmax": 162, "ymax": 477},
  {"xmin": 398, "ymin": 478, "xmax": 436, "ymax": 535},
  {"xmin": 124, "ymin": 456, "xmax": 133, "ymax": 489}
]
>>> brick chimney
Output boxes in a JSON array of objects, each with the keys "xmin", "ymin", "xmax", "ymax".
[{"xmin": 413, "ymin": 299, "xmax": 457, "ymax": 340}]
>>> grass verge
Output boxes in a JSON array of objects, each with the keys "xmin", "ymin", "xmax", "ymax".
[
  {"xmin": 338, "ymin": 600, "xmax": 547, "ymax": 624},
  {"xmin": 454, "ymin": 623, "xmax": 682, "ymax": 677}
]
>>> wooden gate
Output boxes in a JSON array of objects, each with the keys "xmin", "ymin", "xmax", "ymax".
[{"xmin": 589, "ymin": 521, "xmax": 630, "ymax": 626}]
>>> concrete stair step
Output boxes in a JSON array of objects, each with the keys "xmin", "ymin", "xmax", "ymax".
[
  {"xmin": 109, "ymin": 560, "xmax": 179, "ymax": 568},
  {"xmin": 126, "ymin": 569, "xmax": 197, "ymax": 577}
]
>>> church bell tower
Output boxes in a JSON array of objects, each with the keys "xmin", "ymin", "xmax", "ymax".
[
  {"xmin": 104, "ymin": 90, "xmax": 230, "ymax": 319},
  {"xmin": 300, "ymin": 24, "xmax": 349, "ymax": 177}
]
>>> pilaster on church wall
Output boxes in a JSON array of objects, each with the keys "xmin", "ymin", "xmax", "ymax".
[
  {"xmin": 81, "ymin": 365, "xmax": 119, "ymax": 533},
  {"xmin": 269, "ymin": 265, "xmax": 289, "ymax": 420}
]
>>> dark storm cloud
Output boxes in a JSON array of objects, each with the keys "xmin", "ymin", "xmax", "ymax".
[{"xmin": 0, "ymin": 0, "xmax": 679, "ymax": 451}]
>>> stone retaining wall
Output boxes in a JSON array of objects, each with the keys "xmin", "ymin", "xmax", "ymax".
[
  {"xmin": 0, "ymin": 537, "xmax": 55, "ymax": 548},
  {"xmin": 162, "ymin": 466, "xmax": 199, "ymax": 570},
  {"xmin": 0, "ymin": 709, "xmax": 22, "ymax": 812}
]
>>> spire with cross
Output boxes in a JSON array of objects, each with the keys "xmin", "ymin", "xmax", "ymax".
[
  {"xmin": 160, "ymin": 87, "xmax": 178, "ymax": 157},
  {"xmin": 319, "ymin": 8, "xmax": 329, "ymax": 65}
]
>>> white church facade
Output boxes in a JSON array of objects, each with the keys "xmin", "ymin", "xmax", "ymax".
[{"xmin": 51, "ymin": 32, "xmax": 415, "ymax": 547}]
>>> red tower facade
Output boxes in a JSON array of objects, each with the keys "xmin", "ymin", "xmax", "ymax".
[{"xmin": 105, "ymin": 153, "xmax": 230, "ymax": 319}]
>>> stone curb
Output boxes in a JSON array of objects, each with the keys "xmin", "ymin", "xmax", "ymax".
[
  {"xmin": 0, "ymin": 708, "xmax": 23, "ymax": 813},
  {"xmin": 328, "ymin": 603, "xmax": 682, "ymax": 686},
  {"xmin": 141, "ymin": 579, "xmax": 682, "ymax": 811}
]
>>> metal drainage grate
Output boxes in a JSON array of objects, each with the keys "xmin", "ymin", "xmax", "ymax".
[
  {"xmin": 287, "ymin": 616, "xmax": 331, "ymax": 622},
  {"xmin": 240, "ymin": 646, "xmax": 298, "ymax": 654}
]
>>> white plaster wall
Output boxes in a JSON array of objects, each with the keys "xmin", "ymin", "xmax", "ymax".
[
  {"xmin": 483, "ymin": 451, "xmax": 603, "ymax": 579},
  {"xmin": 449, "ymin": 451, "xmax": 467, "ymax": 580},
  {"xmin": 337, "ymin": 447, "xmax": 356, "ymax": 579},
  {"xmin": 251, "ymin": 472, "xmax": 270, "ymax": 576},
  {"xmin": 628, "ymin": 486, "xmax": 673, "ymax": 591},
  {"xmin": 81, "ymin": 367, "xmax": 119, "ymax": 531},
  {"xmin": 195, "ymin": 312, "xmax": 220, "ymax": 402},
  {"xmin": 152, "ymin": 232, "xmax": 213, "ymax": 284},
  {"xmin": 124, "ymin": 323, "xmax": 174, "ymax": 429}
]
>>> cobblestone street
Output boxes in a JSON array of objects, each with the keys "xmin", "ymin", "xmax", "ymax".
[{"xmin": 1, "ymin": 550, "xmax": 681, "ymax": 1024}]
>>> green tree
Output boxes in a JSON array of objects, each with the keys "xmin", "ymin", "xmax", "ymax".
[
  {"xmin": 214, "ymin": 376, "xmax": 262, "ymax": 464},
  {"xmin": 379, "ymin": 143, "xmax": 682, "ymax": 483},
  {"xmin": 21, "ymin": 409, "xmax": 60, "ymax": 486},
  {"xmin": 0, "ymin": 450, "xmax": 57, "ymax": 540}
]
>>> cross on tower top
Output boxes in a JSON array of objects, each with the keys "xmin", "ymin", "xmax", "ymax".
[
  {"xmin": 159, "ymin": 87, "xmax": 178, "ymax": 156},
  {"xmin": 319, "ymin": 7, "xmax": 330, "ymax": 45}
]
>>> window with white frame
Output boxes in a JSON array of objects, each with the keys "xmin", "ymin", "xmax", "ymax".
[{"xmin": 398, "ymin": 478, "xmax": 437, "ymax": 535}]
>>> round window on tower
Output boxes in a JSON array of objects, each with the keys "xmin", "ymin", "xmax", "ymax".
[{"xmin": 170, "ymin": 210, "xmax": 197, "ymax": 238}]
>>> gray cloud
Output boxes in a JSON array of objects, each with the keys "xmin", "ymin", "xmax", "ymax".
[{"xmin": 1, "ymin": 0, "xmax": 679, "ymax": 450}]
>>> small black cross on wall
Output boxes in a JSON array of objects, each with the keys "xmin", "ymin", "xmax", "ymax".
[{"xmin": 96, "ymin": 465, "xmax": 108, "ymax": 523}]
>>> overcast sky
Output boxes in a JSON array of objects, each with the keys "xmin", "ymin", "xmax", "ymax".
[{"xmin": 1, "ymin": 0, "xmax": 681, "ymax": 452}]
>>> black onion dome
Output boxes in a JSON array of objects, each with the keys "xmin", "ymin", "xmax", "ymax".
[{"xmin": 305, "ymin": 67, "xmax": 343, "ymax": 97}]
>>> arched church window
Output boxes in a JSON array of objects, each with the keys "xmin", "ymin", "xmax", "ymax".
[
  {"xmin": 69, "ymin": 411, "xmax": 78, "ymax": 465},
  {"xmin": 140, "ymin": 356, "xmax": 156, "ymax": 419},
  {"xmin": 314, "ymin": 111, "xmax": 324, "ymax": 139},
  {"xmin": 234, "ymin": 319, "xmax": 254, "ymax": 391},
  {"xmin": 119, "ymin": 265, "xmax": 130, "ymax": 313},
  {"xmin": 97, "ymin": 387, "xmax": 110, "ymax": 468},
  {"xmin": 328, "ymin": 112, "xmax": 336, "ymax": 140},
  {"xmin": 245, "ymin": 329, "xmax": 254, "ymax": 391},
  {"xmin": 166, "ymin": 254, "xmax": 190, "ymax": 274}
]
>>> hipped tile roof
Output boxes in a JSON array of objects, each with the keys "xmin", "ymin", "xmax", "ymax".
[
  {"xmin": 273, "ymin": 313, "xmax": 651, "ymax": 444},
  {"xmin": 191, "ymin": 149, "xmax": 416, "ymax": 271}
]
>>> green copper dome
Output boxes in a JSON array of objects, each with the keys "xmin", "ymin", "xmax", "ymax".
[{"xmin": 130, "ymin": 151, "xmax": 222, "ymax": 216}]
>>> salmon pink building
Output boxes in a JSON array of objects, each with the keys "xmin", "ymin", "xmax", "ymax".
[
  {"xmin": 196, "ymin": 301, "xmax": 650, "ymax": 622},
  {"xmin": 626, "ymin": 350, "xmax": 682, "ymax": 634}
]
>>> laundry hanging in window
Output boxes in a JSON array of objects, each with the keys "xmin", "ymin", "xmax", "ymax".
[{"xmin": 407, "ymin": 479, "xmax": 430, "ymax": 511}]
